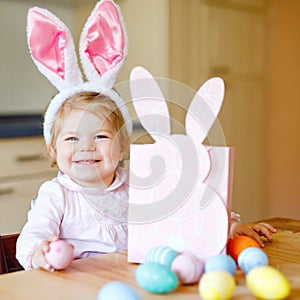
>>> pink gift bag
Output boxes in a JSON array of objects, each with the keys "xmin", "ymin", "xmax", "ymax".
[{"xmin": 127, "ymin": 67, "xmax": 234, "ymax": 263}]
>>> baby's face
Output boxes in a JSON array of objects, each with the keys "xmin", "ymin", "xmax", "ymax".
[{"xmin": 53, "ymin": 109, "xmax": 124, "ymax": 187}]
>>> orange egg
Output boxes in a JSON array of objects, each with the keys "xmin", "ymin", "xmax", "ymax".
[{"xmin": 227, "ymin": 236, "xmax": 260, "ymax": 261}]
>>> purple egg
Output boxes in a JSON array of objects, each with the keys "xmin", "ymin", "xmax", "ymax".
[{"xmin": 171, "ymin": 251, "xmax": 204, "ymax": 284}]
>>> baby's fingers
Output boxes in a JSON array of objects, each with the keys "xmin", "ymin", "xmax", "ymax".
[
  {"xmin": 253, "ymin": 223, "xmax": 276, "ymax": 241},
  {"xmin": 48, "ymin": 234, "xmax": 59, "ymax": 243},
  {"xmin": 261, "ymin": 222, "xmax": 277, "ymax": 233},
  {"xmin": 32, "ymin": 240, "xmax": 55, "ymax": 272}
]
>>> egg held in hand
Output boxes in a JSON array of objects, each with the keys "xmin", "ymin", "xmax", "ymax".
[{"xmin": 45, "ymin": 239, "xmax": 74, "ymax": 270}]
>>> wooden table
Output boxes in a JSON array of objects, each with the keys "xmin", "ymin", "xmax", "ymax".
[{"xmin": 0, "ymin": 217, "xmax": 300, "ymax": 299}]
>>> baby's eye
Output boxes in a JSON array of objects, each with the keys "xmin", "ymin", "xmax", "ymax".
[
  {"xmin": 65, "ymin": 136, "xmax": 78, "ymax": 141},
  {"xmin": 95, "ymin": 135, "xmax": 109, "ymax": 140}
]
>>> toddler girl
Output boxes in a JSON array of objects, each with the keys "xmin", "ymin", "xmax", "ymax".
[{"xmin": 16, "ymin": 92, "xmax": 130, "ymax": 271}]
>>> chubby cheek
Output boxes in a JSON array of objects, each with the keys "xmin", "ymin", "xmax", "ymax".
[
  {"xmin": 55, "ymin": 144, "xmax": 74, "ymax": 168},
  {"xmin": 111, "ymin": 142, "xmax": 124, "ymax": 166},
  {"xmin": 111, "ymin": 153, "xmax": 120, "ymax": 169}
]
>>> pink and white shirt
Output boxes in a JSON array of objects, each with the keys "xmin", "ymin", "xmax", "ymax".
[{"xmin": 16, "ymin": 168, "xmax": 129, "ymax": 270}]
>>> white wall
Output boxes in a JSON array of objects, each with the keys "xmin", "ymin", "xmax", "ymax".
[
  {"xmin": 0, "ymin": 0, "xmax": 75, "ymax": 115},
  {"xmin": 116, "ymin": 0, "xmax": 170, "ymax": 83}
]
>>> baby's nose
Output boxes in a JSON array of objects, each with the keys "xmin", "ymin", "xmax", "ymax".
[{"xmin": 79, "ymin": 139, "xmax": 96, "ymax": 151}]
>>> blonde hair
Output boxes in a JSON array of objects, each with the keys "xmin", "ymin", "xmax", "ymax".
[{"xmin": 47, "ymin": 91, "xmax": 129, "ymax": 167}]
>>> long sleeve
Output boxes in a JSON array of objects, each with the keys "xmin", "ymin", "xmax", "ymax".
[
  {"xmin": 16, "ymin": 180, "xmax": 65, "ymax": 270},
  {"xmin": 16, "ymin": 171, "xmax": 129, "ymax": 270}
]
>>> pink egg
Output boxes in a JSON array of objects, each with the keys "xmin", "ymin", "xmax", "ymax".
[
  {"xmin": 171, "ymin": 251, "xmax": 204, "ymax": 284},
  {"xmin": 45, "ymin": 240, "xmax": 74, "ymax": 270}
]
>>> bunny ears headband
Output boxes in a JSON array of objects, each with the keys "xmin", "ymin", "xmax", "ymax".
[{"xmin": 27, "ymin": 0, "xmax": 132, "ymax": 144}]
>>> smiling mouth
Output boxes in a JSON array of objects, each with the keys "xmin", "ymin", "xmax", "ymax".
[{"xmin": 74, "ymin": 160, "xmax": 101, "ymax": 165}]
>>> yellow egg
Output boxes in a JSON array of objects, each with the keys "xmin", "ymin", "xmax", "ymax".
[
  {"xmin": 246, "ymin": 266, "xmax": 290, "ymax": 299},
  {"xmin": 199, "ymin": 270, "xmax": 235, "ymax": 300}
]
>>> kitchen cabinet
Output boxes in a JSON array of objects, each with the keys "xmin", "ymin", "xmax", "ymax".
[
  {"xmin": 169, "ymin": 0, "xmax": 268, "ymax": 221},
  {"xmin": 0, "ymin": 137, "xmax": 57, "ymax": 234}
]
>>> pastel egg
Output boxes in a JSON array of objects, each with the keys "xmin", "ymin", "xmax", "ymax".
[
  {"xmin": 199, "ymin": 270, "xmax": 236, "ymax": 300},
  {"xmin": 205, "ymin": 254, "xmax": 237, "ymax": 275},
  {"xmin": 145, "ymin": 246, "xmax": 178, "ymax": 268},
  {"xmin": 97, "ymin": 281, "xmax": 141, "ymax": 300},
  {"xmin": 227, "ymin": 236, "xmax": 260, "ymax": 261},
  {"xmin": 136, "ymin": 262, "xmax": 178, "ymax": 294},
  {"xmin": 238, "ymin": 247, "xmax": 269, "ymax": 274},
  {"xmin": 45, "ymin": 239, "xmax": 74, "ymax": 270},
  {"xmin": 246, "ymin": 266, "xmax": 290, "ymax": 299},
  {"xmin": 171, "ymin": 251, "xmax": 204, "ymax": 284}
]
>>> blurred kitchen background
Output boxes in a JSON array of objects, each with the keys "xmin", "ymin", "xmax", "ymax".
[{"xmin": 0, "ymin": 0, "xmax": 299, "ymax": 234}]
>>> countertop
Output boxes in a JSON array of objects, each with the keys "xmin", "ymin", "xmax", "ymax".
[{"xmin": 0, "ymin": 217, "xmax": 300, "ymax": 299}]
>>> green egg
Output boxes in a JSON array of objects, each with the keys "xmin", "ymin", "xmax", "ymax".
[
  {"xmin": 145, "ymin": 246, "xmax": 178, "ymax": 269},
  {"xmin": 136, "ymin": 262, "xmax": 178, "ymax": 294}
]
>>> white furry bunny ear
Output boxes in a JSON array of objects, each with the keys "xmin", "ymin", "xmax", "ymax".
[
  {"xmin": 185, "ymin": 78, "xmax": 225, "ymax": 143},
  {"xmin": 27, "ymin": 7, "xmax": 83, "ymax": 90},
  {"xmin": 80, "ymin": 0, "xmax": 128, "ymax": 89},
  {"xmin": 27, "ymin": 1, "xmax": 132, "ymax": 145},
  {"xmin": 130, "ymin": 66, "xmax": 171, "ymax": 140}
]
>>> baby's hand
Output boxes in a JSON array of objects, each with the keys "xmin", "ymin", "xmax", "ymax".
[
  {"xmin": 230, "ymin": 222, "xmax": 277, "ymax": 247},
  {"xmin": 31, "ymin": 235, "xmax": 59, "ymax": 272}
]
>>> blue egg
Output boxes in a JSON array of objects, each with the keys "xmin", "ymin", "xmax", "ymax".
[
  {"xmin": 145, "ymin": 246, "xmax": 178, "ymax": 269},
  {"xmin": 205, "ymin": 254, "xmax": 237, "ymax": 275},
  {"xmin": 238, "ymin": 247, "xmax": 269, "ymax": 274},
  {"xmin": 136, "ymin": 262, "xmax": 178, "ymax": 294},
  {"xmin": 97, "ymin": 281, "xmax": 141, "ymax": 300}
]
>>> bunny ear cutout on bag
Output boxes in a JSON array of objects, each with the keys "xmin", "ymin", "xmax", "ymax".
[
  {"xmin": 80, "ymin": 0, "xmax": 128, "ymax": 89},
  {"xmin": 27, "ymin": 7, "xmax": 83, "ymax": 91},
  {"xmin": 185, "ymin": 78, "xmax": 225, "ymax": 143},
  {"xmin": 130, "ymin": 66, "xmax": 171, "ymax": 141}
]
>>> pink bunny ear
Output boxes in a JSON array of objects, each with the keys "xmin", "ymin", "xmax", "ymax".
[
  {"xmin": 185, "ymin": 78, "xmax": 224, "ymax": 143},
  {"xmin": 80, "ymin": 0, "xmax": 128, "ymax": 89},
  {"xmin": 130, "ymin": 66, "xmax": 171, "ymax": 140},
  {"xmin": 27, "ymin": 7, "xmax": 83, "ymax": 91}
]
